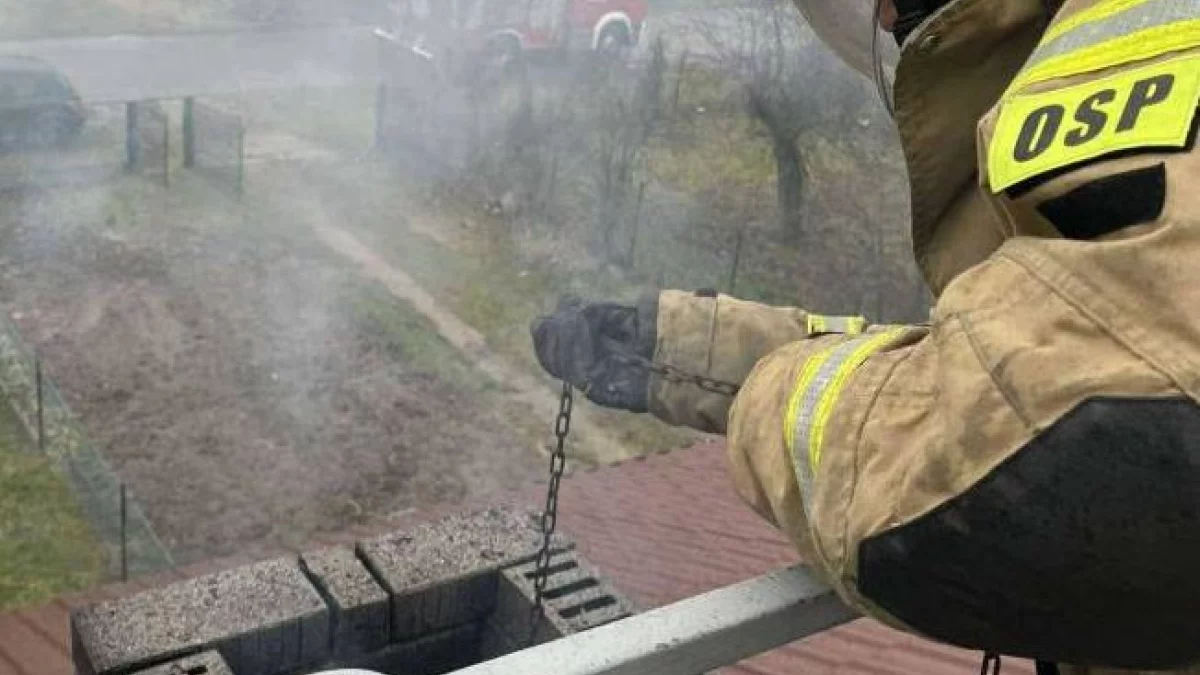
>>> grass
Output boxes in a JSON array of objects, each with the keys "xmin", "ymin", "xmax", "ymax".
[
  {"xmin": 339, "ymin": 277, "xmax": 495, "ymax": 393},
  {"xmin": 0, "ymin": 402, "xmax": 106, "ymax": 610},
  {"xmin": 242, "ymin": 87, "xmax": 379, "ymax": 158},
  {"xmin": 314, "ymin": 165, "xmax": 701, "ymax": 461}
]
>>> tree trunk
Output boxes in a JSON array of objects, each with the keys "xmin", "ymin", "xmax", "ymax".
[{"xmin": 772, "ymin": 132, "xmax": 805, "ymax": 235}]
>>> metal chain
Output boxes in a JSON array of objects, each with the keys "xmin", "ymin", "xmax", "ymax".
[
  {"xmin": 528, "ymin": 379, "xmax": 573, "ymax": 646},
  {"xmin": 609, "ymin": 352, "xmax": 741, "ymax": 397},
  {"xmin": 525, "ymin": 351, "xmax": 734, "ymax": 645}
]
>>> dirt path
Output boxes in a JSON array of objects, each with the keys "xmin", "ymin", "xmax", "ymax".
[
  {"xmin": 312, "ymin": 221, "xmax": 642, "ymax": 464},
  {"xmin": 0, "ymin": 176, "xmax": 555, "ymax": 563}
]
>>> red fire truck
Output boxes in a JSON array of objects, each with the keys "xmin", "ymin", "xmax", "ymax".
[{"xmin": 386, "ymin": 0, "xmax": 650, "ymax": 63}]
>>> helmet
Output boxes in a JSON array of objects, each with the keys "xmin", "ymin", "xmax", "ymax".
[
  {"xmin": 791, "ymin": 0, "xmax": 953, "ymax": 111},
  {"xmin": 790, "ymin": 0, "xmax": 882, "ymax": 78}
]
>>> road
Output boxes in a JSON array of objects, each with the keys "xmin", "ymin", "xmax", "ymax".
[
  {"xmin": 0, "ymin": 7, "xmax": 894, "ymax": 105},
  {"xmin": 639, "ymin": 6, "xmax": 896, "ymax": 77},
  {"xmin": 0, "ymin": 27, "xmax": 382, "ymax": 103}
]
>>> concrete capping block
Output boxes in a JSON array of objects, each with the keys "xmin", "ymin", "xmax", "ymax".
[
  {"xmin": 478, "ymin": 618, "xmax": 521, "ymax": 662},
  {"xmin": 126, "ymin": 650, "xmax": 233, "ymax": 675},
  {"xmin": 493, "ymin": 570, "xmax": 563, "ymax": 647},
  {"xmin": 357, "ymin": 506, "xmax": 572, "ymax": 641},
  {"xmin": 300, "ymin": 546, "xmax": 390, "ymax": 659},
  {"xmin": 347, "ymin": 620, "xmax": 483, "ymax": 675},
  {"xmin": 504, "ymin": 549, "xmax": 636, "ymax": 636},
  {"xmin": 71, "ymin": 556, "xmax": 329, "ymax": 675}
]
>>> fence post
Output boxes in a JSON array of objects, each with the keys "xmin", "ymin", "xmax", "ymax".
[
  {"xmin": 374, "ymin": 80, "xmax": 387, "ymax": 150},
  {"xmin": 120, "ymin": 483, "xmax": 128, "ymax": 581},
  {"xmin": 35, "ymin": 357, "xmax": 43, "ymax": 453},
  {"xmin": 182, "ymin": 97, "xmax": 195, "ymax": 168},
  {"xmin": 627, "ymin": 180, "xmax": 647, "ymax": 269},
  {"xmin": 125, "ymin": 102, "xmax": 140, "ymax": 172},
  {"xmin": 672, "ymin": 50, "xmax": 689, "ymax": 112},
  {"xmin": 540, "ymin": 152, "xmax": 559, "ymax": 216},
  {"xmin": 236, "ymin": 125, "xmax": 246, "ymax": 197},
  {"xmin": 727, "ymin": 229, "xmax": 744, "ymax": 297},
  {"xmin": 163, "ymin": 114, "xmax": 171, "ymax": 188}
]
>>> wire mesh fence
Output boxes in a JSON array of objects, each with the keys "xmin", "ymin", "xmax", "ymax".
[
  {"xmin": 185, "ymin": 97, "xmax": 246, "ymax": 196},
  {"xmin": 127, "ymin": 100, "xmax": 171, "ymax": 186},
  {"xmin": 0, "ymin": 312, "xmax": 173, "ymax": 580}
]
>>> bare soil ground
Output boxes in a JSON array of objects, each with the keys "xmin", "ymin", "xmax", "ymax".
[{"xmin": 0, "ymin": 173, "xmax": 544, "ymax": 563}]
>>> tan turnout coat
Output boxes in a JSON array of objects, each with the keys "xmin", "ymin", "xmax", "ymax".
[{"xmin": 647, "ymin": 0, "xmax": 1200, "ymax": 671}]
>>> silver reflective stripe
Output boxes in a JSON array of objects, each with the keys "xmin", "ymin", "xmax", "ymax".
[
  {"xmin": 1027, "ymin": 0, "xmax": 1200, "ymax": 69},
  {"xmin": 789, "ymin": 337, "xmax": 869, "ymax": 513}
]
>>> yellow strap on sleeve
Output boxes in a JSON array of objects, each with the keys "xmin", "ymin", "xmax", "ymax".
[{"xmin": 806, "ymin": 314, "xmax": 867, "ymax": 336}]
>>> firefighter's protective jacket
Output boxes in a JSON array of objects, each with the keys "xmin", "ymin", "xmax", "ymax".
[{"xmin": 649, "ymin": 0, "xmax": 1200, "ymax": 670}]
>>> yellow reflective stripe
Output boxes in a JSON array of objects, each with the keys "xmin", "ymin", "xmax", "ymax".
[
  {"xmin": 806, "ymin": 328, "xmax": 906, "ymax": 472},
  {"xmin": 1008, "ymin": 17, "xmax": 1200, "ymax": 95},
  {"xmin": 990, "ymin": 52, "xmax": 1200, "ymax": 192},
  {"xmin": 783, "ymin": 343, "xmax": 838, "ymax": 455},
  {"xmin": 1041, "ymin": 0, "xmax": 1158, "ymax": 46},
  {"xmin": 806, "ymin": 314, "xmax": 867, "ymax": 336}
]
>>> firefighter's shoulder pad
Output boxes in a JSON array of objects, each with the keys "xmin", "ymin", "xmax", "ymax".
[{"xmin": 988, "ymin": 53, "xmax": 1200, "ymax": 193}]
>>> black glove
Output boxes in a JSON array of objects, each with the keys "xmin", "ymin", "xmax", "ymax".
[{"xmin": 530, "ymin": 294, "xmax": 658, "ymax": 413}]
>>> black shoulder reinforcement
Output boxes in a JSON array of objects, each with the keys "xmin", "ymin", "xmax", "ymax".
[{"xmin": 858, "ymin": 397, "xmax": 1200, "ymax": 669}]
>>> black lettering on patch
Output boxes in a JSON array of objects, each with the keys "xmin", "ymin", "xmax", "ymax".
[
  {"xmin": 1014, "ymin": 105, "xmax": 1065, "ymax": 162},
  {"xmin": 1117, "ymin": 74, "xmax": 1175, "ymax": 132},
  {"xmin": 1065, "ymin": 89, "xmax": 1115, "ymax": 147}
]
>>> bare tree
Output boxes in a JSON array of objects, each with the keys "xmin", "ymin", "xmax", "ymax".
[
  {"xmin": 588, "ymin": 38, "xmax": 667, "ymax": 263},
  {"xmin": 688, "ymin": 0, "xmax": 865, "ymax": 235}
]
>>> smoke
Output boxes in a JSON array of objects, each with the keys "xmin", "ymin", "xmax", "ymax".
[{"xmin": 0, "ymin": 0, "xmax": 921, "ymax": 568}]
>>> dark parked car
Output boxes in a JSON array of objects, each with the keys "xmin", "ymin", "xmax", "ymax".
[{"xmin": 0, "ymin": 56, "xmax": 85, "ymax": 149}]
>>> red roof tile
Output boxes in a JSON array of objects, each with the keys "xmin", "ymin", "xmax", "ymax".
[
  {"xmin": 0, "ymin": 613, "xmax": 71, "ymax": 675},
  {"xmin": 555, "ymin": 440, "xmax": 1036, "ymax": 675},
  {"xmin": 0, "ymin": 441, "xmax": 1038, "ymax": 675},
  {"xmin": 0, "ymin": 652, "xmax": 24, "ymax": 675}
]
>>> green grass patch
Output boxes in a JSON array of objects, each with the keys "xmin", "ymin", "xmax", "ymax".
[
  {"xmin": 0, "ymin": 403, "xmax": 106, "ymax": 610},
  {"xmin": 339, "ymin": 277, "xmax": 493, "ymax": 392},
  {"xmin": 331, "ymin": 171, "xmax": 698, "ymax": 460}
]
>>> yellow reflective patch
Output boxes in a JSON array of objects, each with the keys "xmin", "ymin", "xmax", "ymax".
[{"xmin": 990, "ymin": 53, "xmax": 1200, "ymax": 193}]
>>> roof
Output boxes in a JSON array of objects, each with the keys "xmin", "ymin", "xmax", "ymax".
[
  {"xmin": 554, "ymin": 440, "xmax": 1038, "ymax": 675},
  {"xmin": 0, "ymin": 442, "xmax": 1038, "ymax": 675}
]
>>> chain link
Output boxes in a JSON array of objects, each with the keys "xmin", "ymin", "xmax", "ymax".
[
  {"xmin": 610, "ymin": 352, "xmax": 741, "ymax": 397},
  {"xmin": 528, "ymin": 380, "xmax": 572, "ymax": 646},
  {"xmin": 526, "ymin": 352, "xmax": 735, "ymax": 645}
]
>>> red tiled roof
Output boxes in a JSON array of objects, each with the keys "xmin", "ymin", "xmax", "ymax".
[
  {"xmin": 0, "ymin": 442, "xmax": 1036, "ymax": 675},
  {"xmin": 555, "ymin": 440, "xmax": 1036, "ymax": 675}
]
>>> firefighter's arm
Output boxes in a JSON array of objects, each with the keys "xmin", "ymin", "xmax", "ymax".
[
  {"xmin": 722, "ymin": 325, "xmax": 926, "ymax": 561},
  {"xmin": 647, "ymin": 290, "xmax": 865, "ymax": 434}
]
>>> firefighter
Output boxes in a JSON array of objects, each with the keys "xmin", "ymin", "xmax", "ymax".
[{"xmin": 532, "ymin": 0, "xmax": 1200, "ymax": 672}]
